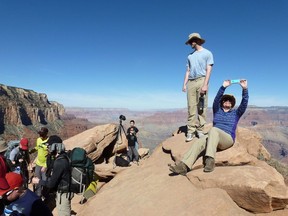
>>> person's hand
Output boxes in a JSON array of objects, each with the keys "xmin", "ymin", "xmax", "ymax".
[
  {"xmin": 18, "ymin": 158, "xmax": 24, "ymax": 163},
  {"xmin": 200, "ymin": 84, "xmax": 208, "ymax": 94},
  {"xmin": 223, "ymin": 80, "xmax": 231, "ymax": 88},
  {"xmin": 41, "ymin": 166, "xmax": 47, "ymax": 173},
  {"xmin": 240, "ymin": 79, "xmax": 248, "ymax": 89},
  {"xmin": 32, "ymin": 177, "xmax": 40, "ymax": 184},
  {"xmin": 182, "ymin": 85, "xmax": 187, "ymax": 92},
  {"xmin": 10, "ymin": 211, "xmax": 22, "ymax": 216}
]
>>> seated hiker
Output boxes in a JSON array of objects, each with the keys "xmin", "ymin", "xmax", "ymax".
[
  {"xmin": 9, "ymin": 138, "xmax": 30, "ymax": 188},
  {"xmin": 126, "ymin": 127, "xmax": 139, "ymax": 164},
  {"xmin": 169, "ymin": 79, "xmax": 249, "ymax": 175},
  {"xmin": 0, "ymin": 172, "xmax": 52, "ymax": 216},
  {"xmin": 32, "ymin": 135, "xmax": 72, "ymax": 216}
]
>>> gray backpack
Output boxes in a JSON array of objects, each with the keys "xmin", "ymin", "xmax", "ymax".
[{"xmin": 4, "ymin": 140, "xmax": 20, "ymax": 160}]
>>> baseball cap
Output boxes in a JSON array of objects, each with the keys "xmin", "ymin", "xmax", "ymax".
[
  {"xmin": 20, "ymin": 138, "xmax": 29, "ymax": 150},
  {"xmin": 0, "ymin": 172, "xmax": 23, "ymax": 197}
]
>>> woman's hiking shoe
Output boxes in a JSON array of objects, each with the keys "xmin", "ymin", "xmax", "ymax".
[
  {"xmin": 185, "ymin": 133, "xmax": 195, "ymax": 142},
  {"xmin": 204, "ymin": 157, "xmax": 215, "ymax": 172},
  {"xmin": 168, "ymin": 161, "xmax": 188, "ymax": 176}
]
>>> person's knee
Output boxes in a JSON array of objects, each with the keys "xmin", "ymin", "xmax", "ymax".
[{"xmin": 208, "ymin": 127, "xmax": 218, "ymax": 136}]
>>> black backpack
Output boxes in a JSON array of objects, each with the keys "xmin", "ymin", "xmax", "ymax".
[{"xmin": 114, "ymin": 155, "xmax": 130, "ymax": 167}]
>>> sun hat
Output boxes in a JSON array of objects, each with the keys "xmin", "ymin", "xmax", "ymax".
[
  {"xmin": 185, "ymin": 32, "xmax": 205, "ymax": 45},
  {"xmin": 19, "ymin": 138, "xmax": 29, "ymax": 151},
  {"xmin": 0, "ymin": 139, "xmax": 8, "ymax": 153},
  {"xmin": 221, "ymin": 94, "xmax": 236, "ymax": 108},
  {"xmin": 0, "ymin": 172, "xmax": 23, "ymax": 197}
]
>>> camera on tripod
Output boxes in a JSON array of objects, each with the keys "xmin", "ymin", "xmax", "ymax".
[
  {"xmin": 119, "ymin": 115, "xmax": 126, "ymax": 121},
  {"xmin": 119, "ymin": 115, "xmax": 126, "ymax": 125}
]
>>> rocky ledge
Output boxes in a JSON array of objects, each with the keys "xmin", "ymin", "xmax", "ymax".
[{"xmin": 62, "ymin": 124, "xmax": 288, "ymax": 216}]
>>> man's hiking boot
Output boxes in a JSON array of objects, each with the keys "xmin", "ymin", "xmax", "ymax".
[
  {"xmin": 196, "ymin": 130, "xmax": 205, "ymax": 138},
  {"xmin": 168, "ymin": 161, "xmax": 189, "ymax": 176},
  {"xmin": 204, "ymin": 157, "xmax": 215, "ymax": 172},
  {"xmin": 185, "ymin": 133, "xmax": 195, "ymax": 142}
]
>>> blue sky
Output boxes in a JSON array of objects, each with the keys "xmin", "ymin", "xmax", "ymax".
[{"xmin": 1, "ymin": 0, "xmax": 287, "ymax": 110}]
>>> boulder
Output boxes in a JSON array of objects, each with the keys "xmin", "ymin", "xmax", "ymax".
[
  {"xmin": 64, "ymin": 124, "xmax": 127, "ymax": 162},
  {"xmin": 163, "ymin": 127, "xmax": 288, "ymax": 213},
  {"xmin": 187, "ymin": 166, "xmax": 288, "ymax": 213},
  {"xmin": 138, "ymin": 147, "xmax": 149, "ymax": 159}
]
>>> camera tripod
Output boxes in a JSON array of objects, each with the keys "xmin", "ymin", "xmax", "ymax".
[
  {"xmin": 116, "ymin": 117, "xmax": 127, "ymax": 146},
  {"xmin": 113, "ymin": 115, "xmax": 128, "ymax": 168}
]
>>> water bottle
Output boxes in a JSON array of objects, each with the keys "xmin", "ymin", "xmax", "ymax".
[
  {"xmin": 199, "ymin": 94, "xmax": 205, "ymax": 112},
  {"xmin": 4, "ymin": 207, "xmax": 13, "ymax": 216},
  {"xmin": 14, "ymin": 166, "xmax": 21, "ymax": 174}
]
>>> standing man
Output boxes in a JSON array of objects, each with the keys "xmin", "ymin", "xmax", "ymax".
[
  {"xmin": 126, "ymin": 127, "xmax": 139, "ymax": 164},
  {"xmin": 182, "ymin": 33, "xmax": 214, "ymax": 142},
  {"xmin": 127, "ymin": 120, "xmax": 141, "ymax": 150},
  {"xmin": 29, "ymin": 127, "xmax": 49, "ymax": 198}
]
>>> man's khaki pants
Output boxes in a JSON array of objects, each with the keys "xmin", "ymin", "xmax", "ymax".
[
  {"xmin": 186, "ymin": 77, "xmax": 208, "ymax": 134},
  {"xmin": 56, "ymin": 191, "xmax": 73, "ymax": 216}
]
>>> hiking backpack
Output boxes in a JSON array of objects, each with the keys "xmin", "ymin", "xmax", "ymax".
[
  {"xmin": 115, "ymin": 155, "xmax": 130, "ymax": 167},
  {"xmin": 4, "ymin": 140, "xmax": 20, "ymax": 160},
  {"xmin": 66, "ymin": 147, "xmax": 94, "ymax": 194}
]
